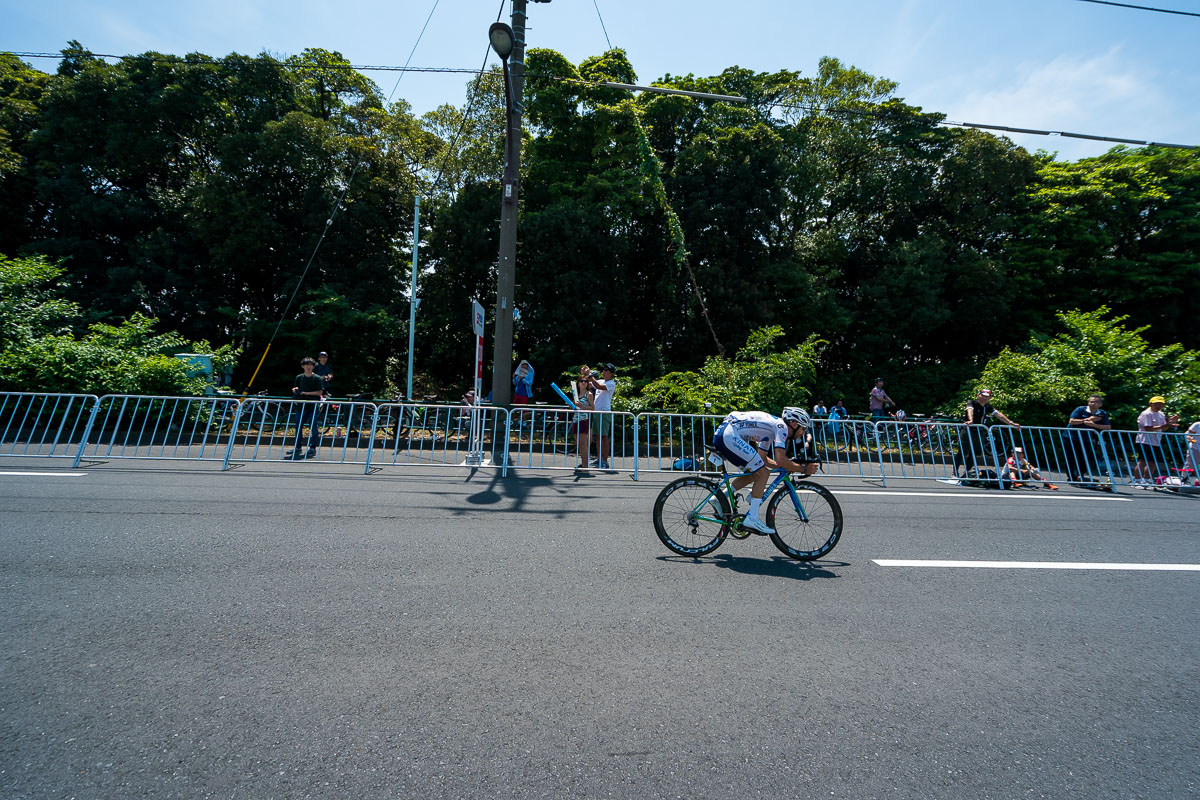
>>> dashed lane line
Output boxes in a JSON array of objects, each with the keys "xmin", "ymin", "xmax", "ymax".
[
  {"xmin": 837, "ymin": 490, "xmax": 1130, "ymax": 501},
  {"xmin": 0, "ymin": 471, "xmax": 85, "ymax": 477},
  {"xmin": 874, "ymin": 559, "xmax": 1200, "ymax": 571}
]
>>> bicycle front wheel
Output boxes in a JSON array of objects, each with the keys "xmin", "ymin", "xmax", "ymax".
[
  {"xmin": 765, "ymin": 481, "xmax": 843, "ymax": 561},
  {"xmin": 653, "ymin": 477, "xmax": 730, "ymax": 557}
]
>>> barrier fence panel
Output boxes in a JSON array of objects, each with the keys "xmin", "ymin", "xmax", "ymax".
[
  {"xmin": 809, "ymin": 419, "xmax": 884, "ymax": 480},
  {"xmin": 0, "ymin": 392, "xmax": 99, "ymax": 460},
  {"xmin": 633, "ymin": 412, "xmax": 725, "ymax": 476},
  {"xmin": 505, "ymin": 406, "xmax": 635, "ymax": 473},
  {"xmin": 76, "ymin": 395, "xmax": 242, "ymax": 465},
  {"xmin": 988, "ymin": 425, "xmax": 1112, "ymax": 490},
  {"xmin": 1101, "ymin": 428, "xmax": 1195, "ymax": 488},
  {"xmin": 866, "ymin": 420, "xmax": 975, "ymax": 484},
  {"xmin": 223, "ymin": 398, "xmax": 378, "ymax": 470},
  {"xmin": 369, "ymin": 402, "xmax": 508, "ymax": 472}
]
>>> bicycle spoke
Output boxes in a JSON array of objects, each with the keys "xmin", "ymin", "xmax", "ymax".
[
  {"xmin": 653, "ymin": 477, "xmax": 729, "ymax": 556},
  {"xmin": 766, "ymin": 481, "xmax": 843, "ymax": 561}
]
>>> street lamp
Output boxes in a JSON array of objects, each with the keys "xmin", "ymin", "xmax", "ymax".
[
  {"xmin": 488, "ymin": 1, "xmax": 547, "ymax": 409},
  {"xmin": 488, "ymin": 22, "xmax": 514, "ymax": 59},
  {"xmin": 488, "ymin": 15, "xmax": 521, "ymax": 407}
]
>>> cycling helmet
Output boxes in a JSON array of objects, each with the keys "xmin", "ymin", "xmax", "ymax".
[{"xmin": 781, "ymin": 407, "xmax": 812, "ymax": 429}]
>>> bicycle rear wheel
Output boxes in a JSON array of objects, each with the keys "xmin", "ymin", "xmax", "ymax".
[
  {"xmin": 653, "ymin": 477, "xmax": 730, "ymax": 556},
  {"xmin": 765, "ymin": 481, "xmax": 843, "ymax": 561}
]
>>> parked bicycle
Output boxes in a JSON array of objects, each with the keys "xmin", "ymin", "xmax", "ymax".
[{"xmin": 652, "ymin": 447, "xmax": 843, "ymax": 560}]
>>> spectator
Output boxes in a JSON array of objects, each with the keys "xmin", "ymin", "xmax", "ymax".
[
  {"xmin": 1063, "ymin": 394, "xmax": 1111, "ymax": 483},
  {"xmin": 827, "ymin": 399, "xmax": 848, "ymax": 443},
  {"xmin": 868, "ymin": 378, "xmax": 895, "ymax": 419},
  {"xmin": 314, "ymin": 351, "xmax": 333, "ymax": 397},
  {"xmin": 1004, "ymin": 446, "xmax": 1058, "ymax": 490},
  {"xmin": 457, "ymin": 388, "xmax": 476, "ymax": 427},
  {"xmin": 583, "ymin": 363, "xmax": 617, "ymax": 470},
  {"xmin": 1134, "ymin": 395, "xmax": 1179, "ymax": 485},
  {"xmin": 811, "ymin": 399, "xmax": 827, "ymax": 418},
  {"xmin": 287, "ymin": 357, "xmax": 325, "ymax": 460},
  {"xmin": 960, "ymin": 388, "xmax": 1018, "ymax": 478},
  {"xmin": 513, "ymin": 359, "xmax": 534, "ymax": 405},
  {"xmin": 571, "ymin": 366, "xmax": 595, "ymax": 470},
  {"xmin": 1185, "ymin": 419, "xmax": 1200, "ymax": 485}
]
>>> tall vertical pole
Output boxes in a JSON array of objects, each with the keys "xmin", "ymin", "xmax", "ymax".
[
  {"xmin": 407, "ymin": 194, "xmax": 420, "ymax": 400},
  {"xmin": 490, "ymin": 0, "xmax": 530, "ymax": 408}
]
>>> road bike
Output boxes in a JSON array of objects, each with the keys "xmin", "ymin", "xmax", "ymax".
[{"xmin": 652, "ymin": 448, "xmax": 843, "ymax": 560}]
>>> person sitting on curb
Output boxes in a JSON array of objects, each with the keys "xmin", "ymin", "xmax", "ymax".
[{"xmin": 1004, "ymin": 447, "xmax": 1057, "ymax": 490}]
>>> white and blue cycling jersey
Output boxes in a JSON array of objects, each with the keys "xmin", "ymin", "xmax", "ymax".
[{"xmin": 712, "ymin": 411, "xmax": 789, "ymax": 471}]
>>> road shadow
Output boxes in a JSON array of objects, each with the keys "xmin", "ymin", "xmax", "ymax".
[
  {"xmin": 657, "ymin": 553, "xmax": 846, "ymax": 581},
  {"xmin": 462, "ymin": 468, "xmax": 563, "ymax": 511}
]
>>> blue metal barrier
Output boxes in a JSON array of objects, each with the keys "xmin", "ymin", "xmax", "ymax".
[
  {"xmin": 1101, "ymin": 428, "xmax": 1194, "ymax": 488},
  {"xmin": 75, "ymin": 395, "xmax": 241, "ymax": 466},
  {"xmin": 0, "ymin": 392, "xmax": 99, "ymax": 461},
  {"xmin": 5, "ymin": 388, "xmax": 1194, "ymax": 494},
  {"xmin": 223, "ymin": 398, "xmax": 378, "ymax": 471},
  {"xmin": 368, "ymin": 402, "xmax": 509, "ymax": 474}
]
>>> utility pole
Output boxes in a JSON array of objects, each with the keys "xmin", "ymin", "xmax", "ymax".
[{"xmin": 490, "ymin": 0, "xmax": 548, "ymax": 407}]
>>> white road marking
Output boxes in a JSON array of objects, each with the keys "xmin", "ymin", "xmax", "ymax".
[
  {"xmin": 874, "ymin": 559, "xmax": 1200, "ymax": 571},
  {"xmin": 0, "ymin": 471, "xmax": 85, "ymax": 477},
  {"xmin": 836, "ymin": 490, "xmax": 1130, "ymax": 502}
]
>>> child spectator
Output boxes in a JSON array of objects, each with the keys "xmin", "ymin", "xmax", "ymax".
[{"xmin": 1004, "ymin": 447, "xmax": 1057, "ymax": 490}]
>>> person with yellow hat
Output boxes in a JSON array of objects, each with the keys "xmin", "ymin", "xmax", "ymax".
[{"xmin": 1133, "ymin": 395, "xmax": 1179, "ymax": 485}]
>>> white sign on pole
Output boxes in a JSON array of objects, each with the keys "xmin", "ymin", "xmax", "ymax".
[
  {"xmin": 472, "ymin": 300, "xmax": 485, "ymax": 338},
  {"xmin": 466, "ymin": 300, "xmax": 487, "ymax": 465}
]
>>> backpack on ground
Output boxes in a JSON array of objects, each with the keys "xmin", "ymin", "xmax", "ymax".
[{"xmin": 961, "ymin": 467, "xmax": 1007, "ymax": 489}]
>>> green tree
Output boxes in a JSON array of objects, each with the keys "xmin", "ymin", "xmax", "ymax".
[
  {"xmin": 1012, "ymin": 147, "xmax": 1200, "ymax": 348},
  {"xmin": 0, "ymin": 254, "xmax": 238, "ymax": 395},
  {"xmin": 0, "ymin": 53, "xmax": 50, "ymax": 257},
  {"xmin": 971, "ymin": 307, "xmax": 1199, "ymax": 427},
  {"xmin": 637, "ymin": 326, "xmax": 825, "ymax": 414}
]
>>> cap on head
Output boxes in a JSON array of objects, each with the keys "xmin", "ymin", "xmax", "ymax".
[
  {"xmin": 1149, "ymin": 395, "xmax": 1166, "ymax": 404},
  {"xmin": 319, "ymin": 351, "xmax": 328, "ymax": 357},
  {"xmin": 601, "ymin": 363, "xmax": 615, "ymax": 374},
  {"xmin": 979, "ymin": 389, "xmax": 992, "ymax": 397}
]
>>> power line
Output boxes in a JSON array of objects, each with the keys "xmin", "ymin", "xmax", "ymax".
[
  {"xmin": 6, "ymin": 49, "xmax": 1196, "ymax": 150},
  {"xmin": 247, "ymin": 0, "xmax": 444, "ymax": 391},
  {"xmin": 426, "ymin": 0, "xmax": 507, "ymax": 195},
  {"xmin": 592, "ymin": 0, "xmax": 613, "ymax": 50},
  {"xmin": 6, "ymin": 50, "xmax": 483, "ymax": 75},
  {"xmin": 1072, "ymin": 0, "xmax": 1200, "ymax": 17}
]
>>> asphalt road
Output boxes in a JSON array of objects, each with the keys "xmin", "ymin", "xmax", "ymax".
[{"xmin": 1, "ymin": 462, "xmax": 1197, "ymax": 799}]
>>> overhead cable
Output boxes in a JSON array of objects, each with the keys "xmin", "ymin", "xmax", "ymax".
[
  {"xmin": 247, "ymin": 0, "xmax": 444, "ymax": 391},
  {"xmin": 592, "ymin": 0, "xmax": 614, "ymax": 50},
  {"xmin": 6, "ymin": 49, "xmax": 1196, "ymax": 150},
  {"xmin": 1072, "ymin": 0, "xmax": 1200, "ymax": 17}
]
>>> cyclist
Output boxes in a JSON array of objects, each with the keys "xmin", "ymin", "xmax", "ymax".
[{"xmin": 711, "ymin": 407, "xmax": 818, "ymax": 535}]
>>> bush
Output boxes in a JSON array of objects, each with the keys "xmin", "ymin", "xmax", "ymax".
[
  {"xmin": 966, "ymin": 308, "xmax": 1199, "ymax": 427},
  {"xmin": 636, "ymin": 326, "xmax": 825, "ymax": 415},
  {"xmin": 0, "ymin": 255, "xmax": 239, "ymax": 396}
]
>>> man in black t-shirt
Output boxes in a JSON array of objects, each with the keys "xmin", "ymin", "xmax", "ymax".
[
  {"xmin": 288, "ymin": 357, "xmax": 325, "ymax": 459},
  {"xmin": 960, "ymin": 388, "xmax": 1019, "ymax": 477}
]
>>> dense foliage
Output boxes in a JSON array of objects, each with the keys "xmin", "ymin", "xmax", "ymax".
[
  {"xmin": 0, "ymin": 255, "xmax": 237, "ymax": 395},
  {"xmin": 970, "ymin": 309, "xmax": 1199, "ymax": 428},
  {"xmin": 0, "ymin": 45, "xmax": 1196, "ymax": 415}
]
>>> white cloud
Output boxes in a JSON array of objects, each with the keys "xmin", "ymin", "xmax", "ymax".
[{"xmin": 916, "ymin": 47, "xmax": 1196, "ymax": 160}]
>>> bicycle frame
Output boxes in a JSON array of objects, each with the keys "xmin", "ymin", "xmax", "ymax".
[{"xmin": 692, "ymin": 467, "xmax": 814, "ymax": 527}]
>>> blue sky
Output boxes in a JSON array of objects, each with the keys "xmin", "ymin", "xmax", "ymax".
[{"xmin": 4, "ymin": 0, "xmax": 1198, "ymax": 160}]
